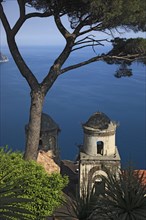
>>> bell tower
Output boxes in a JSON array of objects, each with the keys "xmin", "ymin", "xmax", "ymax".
[
  {"xmin": 79, "ymin": 112, "xmax": 121, "ymax": 196},
  {"xmin": 25, "ymin": 113, "xmax": 60, "ymax": 163}
]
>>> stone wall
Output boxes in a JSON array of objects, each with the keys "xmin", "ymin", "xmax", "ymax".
[{"xmin": 37, "ymin": 150, "xmax": 60, "ymax": 174}]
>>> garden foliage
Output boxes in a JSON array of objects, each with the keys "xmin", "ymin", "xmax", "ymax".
[{"xmin": 0, "ymin": 146, "xmax": 68, "ymax": 219}]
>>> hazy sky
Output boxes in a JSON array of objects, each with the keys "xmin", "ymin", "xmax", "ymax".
[{"xmin": 0, "ymin": 0, "xmax": 145, "ymax": 47}]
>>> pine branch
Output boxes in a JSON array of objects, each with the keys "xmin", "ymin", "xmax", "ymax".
[
  {"xmin": 72, "ymin": 43, "xmax": 102, "ymax": 52},
  {"xmin": 17, "ymin": 0, "xmax": 25, "ymax": 16},
  {"xmin": 60, "ymin": 54, "xmax": 145, "ymax": 74},
  {"xmin": 0, "ymin": 3, "xmax": 12, "ymax": 34},
  {"xmin": 78, "ymin": 23, "xmax": 102, "ymax": 37},
  {"xmin": 54, "ymin": 14, "xmax": 71, "ymax": 39},
  {"xmin": 60, "ymin": 55, "xmax": 104, "ymax": 74},
  {"xmin": 25, "ymin": 11, "xmax": 52, "ymax": 19},
  {"xmin": 75, "ymin": 35, "xmax": 106, "ymax": 45}
]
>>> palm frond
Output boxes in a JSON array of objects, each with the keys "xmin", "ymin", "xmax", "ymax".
[
  {"xmin": 95, "ymin": 166, "xmax": 146, "ymax": 219},
  {"xmin": 0, "ymin": 176, "xmax": 34, "ymax": 220}
]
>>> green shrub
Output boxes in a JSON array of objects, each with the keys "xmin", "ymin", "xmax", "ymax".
[{"xmin": 0, "ymin": 146, "xmax": 68, "ymax": 219}]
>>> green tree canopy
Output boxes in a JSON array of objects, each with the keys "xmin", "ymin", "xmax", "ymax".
[
  {"xmin": 110, "ymin": 37, "xmax": 146, "ymax": 55},
  {"xmin": 27, "ymin": 0, "xmax": 146, "ymax": 31},
  {"xmin": 106, "ymin": 37, "xmax": 146, "ymax": 66}
]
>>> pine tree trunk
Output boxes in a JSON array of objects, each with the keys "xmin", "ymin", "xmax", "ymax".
[{"xmin": 24, "ymin": 90, "xmax": 45, "ymax": 160}]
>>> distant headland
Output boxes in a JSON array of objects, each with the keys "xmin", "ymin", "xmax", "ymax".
[{"xmin": 0, "ymin": 52, "xmax": 8, "ymax": 63}]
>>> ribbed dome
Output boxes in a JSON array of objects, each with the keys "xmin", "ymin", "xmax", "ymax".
[
  {"xmin": 83, "ymin": 112, "xmax": 110, "ymax": 130},
  {"xmin": 41, "ymin": 113, "xmax": 59, "ymax": 131},
  {"xmin": 25, "ymin": 113, "xmax": 59, "ymax": 132}
]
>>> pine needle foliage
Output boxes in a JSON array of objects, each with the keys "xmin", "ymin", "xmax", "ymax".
[
  {"xmin": 27, "ymin": 0, "xmax": 146, "ymax": 31},
  {"xmin": 110, "ymin": 38, "xmax": 146, "ymax": 56}
]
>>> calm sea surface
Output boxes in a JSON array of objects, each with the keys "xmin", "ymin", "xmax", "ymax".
[{"xmin": 0, "ymin": 46, "xmax": 146, "ymax": 169}]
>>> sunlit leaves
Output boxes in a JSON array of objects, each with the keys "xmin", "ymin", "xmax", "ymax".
[{"xmin": 0, "ymin": 146, "xmax": 68, "ymax": 219}]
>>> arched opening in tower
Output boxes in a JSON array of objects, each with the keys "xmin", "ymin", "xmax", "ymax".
[
  {"xmin": 38, "ymin": 139, "xmax": 43, "ymax": 150},
  {"xmin": 97, "ymin": 141, "xmax": 104, "ymax": 155},
  {"xmin": 94, "ymin": 176, "xmax": 105, "ymax": 196}
]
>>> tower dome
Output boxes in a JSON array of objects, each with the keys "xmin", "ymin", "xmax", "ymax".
[
  {"xmin": 82, "ymin": 112, "xmax": 117, "ymax": 156},
  {"xmin": 25, "ymin": 113, "xmax": 60, "ymax": 155},
  {"xmin": 25, "ymin": 113, "xmax": 60, "ymax": 133},
  {"xmin": 40, "ymin": 113, "xmax": 60, "ymax": 132},
  {"xmin": 83, "ymin": 112, "xmax": 110, "ymax": 130}
]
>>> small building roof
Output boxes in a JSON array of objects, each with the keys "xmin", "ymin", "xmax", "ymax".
[{"xmin": 83, "ymin": 112, "xmax": 111, "ymax": 130}]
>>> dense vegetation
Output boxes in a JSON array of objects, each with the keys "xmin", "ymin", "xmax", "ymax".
[
  {"xmin": 0, "ymin": 147, "xmax": 68, "ymax": 219},
  {"xmin": 109, "ymin": 37, "xmax": 146, "ymax": 56},
  {"xmin": 27, "ymin": 0, "xmax": 146, "ymax": 32}
]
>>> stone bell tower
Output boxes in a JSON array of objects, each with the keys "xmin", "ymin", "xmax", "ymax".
[
  {"xmin": 79, "ymin": 112, "xmax": 121, "ymax": 196},
  {"xmin": 25, "ymin": 113, "xmax": 60, "ymax": 162}
]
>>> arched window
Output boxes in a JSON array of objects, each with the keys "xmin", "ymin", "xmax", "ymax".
[
  {"xmin": 94, "ymin": 177, "xmax": 105, "ymax": 196},
  {"xmin": 97, "ymin": 141, "xmax": 104, "ymax": 155},
  {"xmin": 38, "ymin": 139, "xmax": 43, "ymax": 150}
]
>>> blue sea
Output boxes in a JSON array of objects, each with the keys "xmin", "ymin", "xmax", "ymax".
[{"xmin": 0, "ymin": 46, "xmax": 146, "ymax": 169}]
